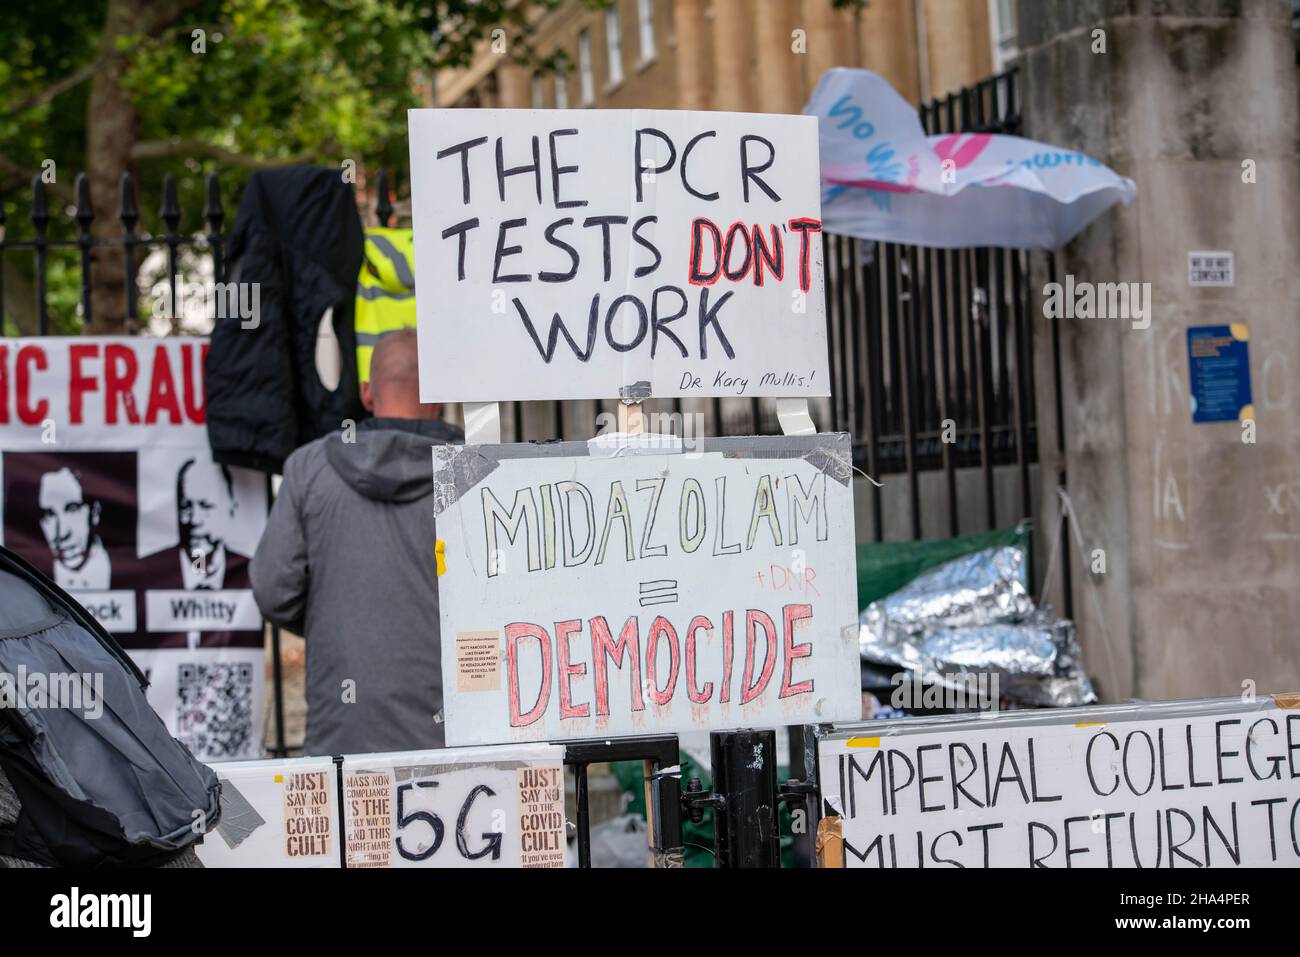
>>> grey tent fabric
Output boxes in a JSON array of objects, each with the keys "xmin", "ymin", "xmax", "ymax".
[
  {"xmin": 0, "ymin": 550, "xmax": 219, "ymax": 866},
  {"xmin": 0, "ymin": 766, "xmax": 200, "ymax": 868}
]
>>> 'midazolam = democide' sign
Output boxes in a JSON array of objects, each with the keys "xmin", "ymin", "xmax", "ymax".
[
  {"xmin": 408, "ymin": 109, "xmax": 827, "ymax": 402},
  {"xmin": 432, "ymin": 435, "xmax": 861, "ymax": 745},
  {"xmin": 820, "ymin": 696, "xmax": 1300, "ymax": 868}
]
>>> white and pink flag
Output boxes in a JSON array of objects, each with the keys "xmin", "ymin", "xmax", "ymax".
[{"xmin": 806, "ymin": 69, "xmax": 1136, "ymax": 250}]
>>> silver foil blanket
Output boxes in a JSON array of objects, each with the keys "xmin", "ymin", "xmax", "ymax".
[{"xmin": 859, "ymin": 546, "xmax": 1096, "ymax": 707}]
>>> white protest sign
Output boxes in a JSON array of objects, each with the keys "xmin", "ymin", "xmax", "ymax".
[
  {"xmin": 341, "ymin": 744, "xmax": 566, "ymax": 868},
  {"xmin": 819, "ymin": 695, "xmax": 1300, "ymax": 868},
  {"xmin": 197, "ymin": 756, "xmax": 340, "ymax": 868},
  {"xmin": 408, "ymin": 108, "xmax": 827, "ymax": 402},
  {"xmin": 432, "ymin": 434, "xmax": 861, "ymax": 746}
]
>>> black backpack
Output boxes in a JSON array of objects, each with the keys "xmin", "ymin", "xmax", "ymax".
[{"xmin": 0, "ymin": 544, "xmax": 220, "ymax": 866}]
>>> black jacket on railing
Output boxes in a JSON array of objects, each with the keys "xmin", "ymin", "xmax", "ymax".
[{"xmin": 205, "ymin": 166, "xmax": 365, "ymax": 473}]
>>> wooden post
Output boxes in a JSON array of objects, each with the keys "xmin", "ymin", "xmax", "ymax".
[{"xmin": 618, "ymin": 400, "xmax": 644, "ymax": 435}]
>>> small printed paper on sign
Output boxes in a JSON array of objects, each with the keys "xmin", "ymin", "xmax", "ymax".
[
  {"xmin": 517, "ymin": 766, "xmax": 566, "ymax": 868},
  {"xmin": 343, "ymin": 770, "xmax": 394, "ymax": 868},
  {"xmin": 281, "ymin": 770, "xmax": 333, "ymax": 859},
  {"xmin": 456, "ymin": 631, "xmax": 502, "ymax": 691}
]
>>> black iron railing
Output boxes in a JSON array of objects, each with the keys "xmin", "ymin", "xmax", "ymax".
[
  {"xmin": 1, "ymin": 171, "xmax": 226, "ymax": 336},
  {"xmin": 820, "ymin": 67, "xmax": 1040, "ymax": 549}
]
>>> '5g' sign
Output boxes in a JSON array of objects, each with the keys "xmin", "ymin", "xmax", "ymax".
[
  {"xmin": 395, "ymin": 780, "xmax": 503, "ymax": 862},
  {"xmin": 342, "ymin": 746, "xmax": 566, "ymax": 869}
]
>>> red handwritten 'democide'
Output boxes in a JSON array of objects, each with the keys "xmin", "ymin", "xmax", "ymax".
[{"xmin": 505, "ymin": 604, "xmax": 816, "ymax": 727}]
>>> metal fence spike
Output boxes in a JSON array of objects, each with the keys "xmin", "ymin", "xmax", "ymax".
[
  {"xmin": 119, "ymin": 172, "xmax": 139, "ymax": 230},
  {"xmin": 160, "ymin": 172, "xmax": 180, "ymax": 232},
  {"xmin": 75, "ymin": 173, "xmax": 94, "ymax": 233},
  {"xmin": 375, "ymin": 169, "xmax": 393, "ymax": 227},
  {"xmin": 204, "ymin": 172, "xmax": 224, "ymax": 230},
  {"xmin": 30, "ymin": 175, "xmax": 49, "ymax": 227}
]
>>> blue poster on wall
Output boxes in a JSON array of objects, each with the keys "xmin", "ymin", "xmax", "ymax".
[{"xmin": 1188, "ymin": 325, "xmax": 1252, "ymax": 424}]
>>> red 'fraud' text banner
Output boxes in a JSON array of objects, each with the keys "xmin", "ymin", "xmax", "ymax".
[
  {"xmin": 407, "ymin": 108, "xmax": 827, "ymax": 403},
  {"xmin": 0, "ymin": 337, "xmax": 269, "ymax": 762},
  {"xmin": 819, "ymin": 695, "xmax": 1300, "ymax": 868},
  {"xmin": 432, "ymin": 433, "xmax": 861, "ymax": 746}
]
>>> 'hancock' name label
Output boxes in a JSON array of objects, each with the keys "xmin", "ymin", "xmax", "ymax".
[{"xmin": 70, "ymin": 590, "xmax": 137, "ymax": 633}]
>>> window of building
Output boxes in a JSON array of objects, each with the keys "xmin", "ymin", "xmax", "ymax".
[
  {"xmin": 531, "ymin": 72, "xmax": 545, "ymax": 109},
  {"xmin": 554, "ymin": 70, "xmax": 569, "ymax": 109},
  {"xmin": 578, "ymin": 29, "xmax": 595, "ymax": 104},
  {"xmin": 988, "ymin": 0, "xmax": 1018, "ymax": 72},
  {"xmin": 605, "ymin": 6, "xmax": 624, "ymax": 87},
  {"xmin": 638, "ymin": 0, "xmax": 656, "ymax": 62}
]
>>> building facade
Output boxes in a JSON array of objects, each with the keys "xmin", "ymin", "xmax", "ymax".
[
  {"xmin": 1021, "ymin": 0, "xmax": 1300, "ymax": 702},
  {"xmin": 434, "ymin": 0, "xmax": 1014, "ymax": 114}
]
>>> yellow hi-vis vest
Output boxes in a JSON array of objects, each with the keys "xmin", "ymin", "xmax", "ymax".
[{"xmin": 355, "ymin": 227, "xmax": 416, "ymax": 382}]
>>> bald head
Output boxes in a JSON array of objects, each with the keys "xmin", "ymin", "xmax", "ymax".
[{"xmin": 361, "ymin": 329, "xmax": 442, "ymax": 420}]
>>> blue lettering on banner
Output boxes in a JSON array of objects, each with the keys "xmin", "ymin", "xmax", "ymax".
[{"xmin": 823, "ymin": 95, "xmax": 905, "ymax": 186}]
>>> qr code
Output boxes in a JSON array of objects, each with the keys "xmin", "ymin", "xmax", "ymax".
[{"xmin": 177, "ymin": 661, "xmax": 255, "ymax": 759}]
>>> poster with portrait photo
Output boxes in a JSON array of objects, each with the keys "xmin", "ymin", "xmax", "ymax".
[
  {"xmin": 0, "ymin": 450, "xmax": 139, "ymax": 633},
  {"xmin": 135, "ymin": 446, "xmax": 265, "ymax": 644},
  {"xmin": 134, "ymin": 447, "xmax": 267, "ymax": 762},
  {"xmin": 0, "ymin": 337, "xmax": 269, "ymax": 762}
]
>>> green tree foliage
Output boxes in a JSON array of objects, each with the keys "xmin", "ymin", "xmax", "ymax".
[{"xmin": 0, "ymin": 0, "xmax": 572, "ymax": 332}]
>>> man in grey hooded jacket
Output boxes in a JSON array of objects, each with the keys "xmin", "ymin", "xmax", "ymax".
[{"xmin": 251, "ymin": 329, "xmax": 462, "ymax": 756}]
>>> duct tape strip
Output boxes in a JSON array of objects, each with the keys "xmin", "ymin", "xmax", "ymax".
[
  {"xmin": 587, "ymin": 432, "xmax": 684, "ymax": 458},
  {"xmin": 432, "ymin": 445, "xmax": 502, "ymax": 517},
  {"xmin": 390, "ymin": 760, "xmax": 528, "ymax": 782},
  {"xmin": 214, "ymin": 778, "xmax": 266, "ymax": 850},
  {"xmin": 823, "ymin": 693, "xmax": 1292, "ymax": 741},
  {"xmin": 432, "ymin": 432, "xmax": 856, "ymax": 512},
  {"xmin": 620, "ymin": 380, "xmax": 653, "ymax": 401},
  {"xmin": 776, "ymin": 397, "xmax": 816, "ymax": 435},
  {"xmin": 463, "ymin": 401, "xmax": 501, "ymax": 445},
  {"xmin": 800, "ymin": 444, "xmax": 853, "ymax": 486}
]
